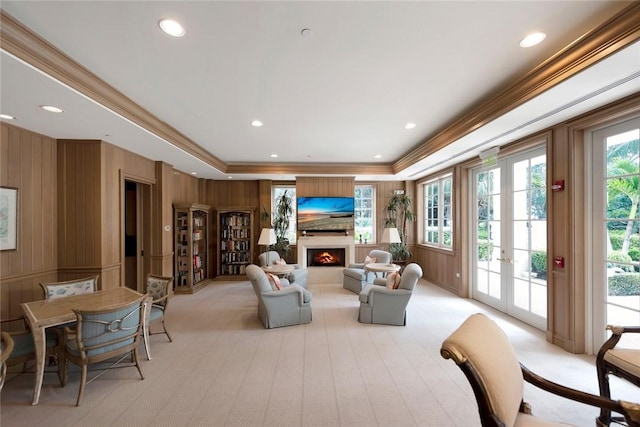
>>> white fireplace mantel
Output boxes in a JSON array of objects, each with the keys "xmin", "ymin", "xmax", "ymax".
[{"xmin": 297, "ymin": 236, "xmax": 355, "ymax": 284}]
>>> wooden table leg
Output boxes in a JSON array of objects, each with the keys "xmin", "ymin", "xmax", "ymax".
[{"xmin": 29, "ymin": 325, "xmax": 46, "ymax": 405}]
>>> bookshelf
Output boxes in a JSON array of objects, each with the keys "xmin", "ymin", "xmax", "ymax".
[
  {"xmin": 217, "ymin": 209, "xmax": 254, "ymax": 278},
  {"xmin": 174, "ymin": 203, "xmax": 211, "ymax": 293}
]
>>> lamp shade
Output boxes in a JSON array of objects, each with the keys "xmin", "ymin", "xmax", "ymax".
[
  {"xmin": 258, "ymin": 228, "xmax": 277, "ymax": 245},
  {"xmin": 381, "ymin": 227, "xmax": 401, "ymax": 244}
]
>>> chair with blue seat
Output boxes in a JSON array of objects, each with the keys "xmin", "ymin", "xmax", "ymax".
[
  {"xmin": 40, "ymin": 275, "xmax": 99, "ymax": 300},
  {"xmin": 343, "ymin": 250, "xmax": 392, "ymax": 294},
  {"xmin": 246, "ymin": 264, "xmax": 312, "ymax": 329},
  {"xmin": 61, "ymin": 295, "xmax": 146, "ymax": 406},
  {"xmin": 0, "ymin": 316, "xmax": 63, "ymax": 385},
  {"xmin": 1, "ymin": 332, "xmax": 14, "ymax": 390},
  {"xmin": 143, "ymin": 274, "xmax": 173, "ymax": 360}
]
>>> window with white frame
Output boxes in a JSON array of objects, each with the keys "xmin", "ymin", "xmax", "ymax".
[
  {"xmin": 355, "ymin": 185, "xmax": 375, "ymax": 243},
  {"xmin": 272, "ymin": 186, "xmax": 296, "ymax": 244},
  {"xmin": 423, "ymin": 175, "xmax": 453, "ymax": 248}
]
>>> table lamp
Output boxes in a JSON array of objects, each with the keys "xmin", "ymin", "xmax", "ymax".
[{"xmin": 258, "ymin": 228, "xmax": 277, "ymax": 265}]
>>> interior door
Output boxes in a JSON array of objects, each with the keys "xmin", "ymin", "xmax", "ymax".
[
  {"xmin": 471, "ymin": 147, "xmax": 548, "ymax": 330},
  {"xmin": 591, "ymin": 118, "xmax": 640, "ymax": 351}
]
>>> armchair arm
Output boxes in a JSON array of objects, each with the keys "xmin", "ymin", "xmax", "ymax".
[
  {"xmin": 597, "ymin": 324, "xmax": 640, "ymax": 357},
  {"xmin": 348, "ymin": 263, "xmax": 365, "ymax": 269},
  {"xmin": 262, "ymin": 284, "xmax": 305, "ymax": 305},
  {"xmin": 1, "ymin": 316, "xmax": 30, "ymax": 334},
  {"xmin": 521, "ymin": 364, "xmax": 640, "ymax": 426}
]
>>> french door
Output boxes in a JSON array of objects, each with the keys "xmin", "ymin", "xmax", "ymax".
[
  {"xmin": 471, "ymin": 147, "xmax": 548, "ymax": 330},
  {"xmin": 591, "ymin": 118, "xmax": 640, "ymax": 351}
]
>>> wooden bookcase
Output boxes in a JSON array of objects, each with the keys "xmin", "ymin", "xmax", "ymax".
[
  {"xmin": 217, "ymin": 209, "xmax": 254, "ymax": 278},
  {"xmin": 174, "ymin": 203, "xmax": 211, "ymax": 293}
]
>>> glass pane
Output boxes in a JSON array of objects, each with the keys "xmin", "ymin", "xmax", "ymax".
[
  {"xmin": 512, "ymin": 221, "xmax": 530, "ymax": 251},
  {"xmin": 606, "ymin": 130, "xmax": 639, "ymax": 178},
  {"xmin": 513, "ymin": 159, "xmax": 529, "ymax": 192},
  {"xmin": 477, "ymin": 268, "xmax": 489, "ymax": 294},
  {"xmin": 513, "ymin": 190, "xmax": 528, "ymax": 220},
  {"xmin": 489, "ymin": 272, "xmax": 501, "ymax": 299},
  {"xmin": 513, "ymin": 278, "xmax": 530, "ymax": 310},
  {"xmin": 531, "ymin": 282, "xmax": 547, "ymax": 317},
  {"xmin": 530, "ymin": 220, "xmax": 547, "ymax": 252}
]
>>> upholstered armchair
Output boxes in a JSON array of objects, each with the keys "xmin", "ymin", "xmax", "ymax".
[
  {"xmin": 441, "ymin": 313, "xmax": 640, "ymax": 427},
  {"xmin": 40, "ymin": 275, "xmax": 99, "ymax": 299},
  {"xmin": 343, "ymin": 249, "xmax": 392, "ymax": 294},
  {"xmin": 62, "ymin": 296, "xmax": 146, "ymax": 406},
  {"xmin": 257, "ymin": 250, "xmax": 308, "ymax": 288},
  {"xmin": 246, "ymin": 264, "xmax": 312, "ymax": 329},
  {"xmin": 596, "ymin": 325, "xmax": 640, "ymax": 426},
  {"xmin": 358, "ymin": 263, "xmax": 422, "ymax": 326}
]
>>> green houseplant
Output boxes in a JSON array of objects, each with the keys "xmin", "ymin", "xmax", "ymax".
[
  {"xmin": 384, "ymin": 192, "xmax": 416, "ymax": 261},
  {"xmin": 272, "ymin": 189, "xmax": 294, "ymax": 258}
]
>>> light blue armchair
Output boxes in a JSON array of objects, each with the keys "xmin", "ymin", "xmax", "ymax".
[
  {"xmin": 342, "ymin": 250, "xmax": 392, "ymax": 294},
  {"xmin": 258, "ymin": 250, "xmax": 308, "ymax": 288},
  {"xmin": 246, "ymin": 264, "xmax": 312, "ymax": 329},
  {"xmin": 358, "ymin": 263, "xmax": 423, "ymax": 326}
]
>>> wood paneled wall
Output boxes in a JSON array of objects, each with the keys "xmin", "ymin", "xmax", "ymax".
[
  {"xmin": 296, "ymin": 176, "xmax": 354, "ymax": 197},
  {"xmin": 0, "ymin": 124, "xmax": 58, "ymax": 318}
]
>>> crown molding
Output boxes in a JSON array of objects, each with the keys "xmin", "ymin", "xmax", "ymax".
[{"xmin": 394, "ymin": 2, "xmax": 640, "ymax": 173}]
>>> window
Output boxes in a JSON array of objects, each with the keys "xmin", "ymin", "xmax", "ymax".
[
  {"xmin": 272, "ymin": 186, "xmax": 296, "ymax": 244},
  {"xmin": 355, "ymin": 185, "xmax": 375, "ymax": 243},
  {"xmin": 423, "ymin": 175, "xmax": 452, "ymax": 248}
]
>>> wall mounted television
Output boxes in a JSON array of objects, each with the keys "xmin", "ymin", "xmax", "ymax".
[{"xmin": 297, "ymin": 197, "xmax": 355, "ymax": 232}]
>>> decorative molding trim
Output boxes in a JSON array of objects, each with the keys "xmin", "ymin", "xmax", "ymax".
[
  {"xmin": 0, "ymin": 10, "xmax": 227, "ymax": 173},
  {"xmin": 1, "ymin": 5, "xmax": 638, "ymax": 179},
  {"xmin": 393, "ymin": 3, "xmax": 640, "ymax": 173}
]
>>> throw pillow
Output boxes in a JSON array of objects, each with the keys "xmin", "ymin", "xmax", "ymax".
[
  {"xmin": 364, "ymin": 255, "xmax": 377, "ymax": 264},
  {"xmin": 267, "ymin": 273, "xmax": 282, "ymax": 290},
  {"xmin": 275, "ymin": 258, "xmax": 287, "ymax": 265},
  {"xmin": 386, "ymin": 272, "xmax": 401, "ymax": 289}
]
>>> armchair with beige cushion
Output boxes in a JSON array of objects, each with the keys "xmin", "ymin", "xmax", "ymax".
[
  {"xmin": 343, "ymin": 249, "xmax": 392, "ymax": 294},
  {"xmin": 596, "ymin": 325, "xmax": 640, "ymax": 426},
  {"xmin": 358, "ymin": 263, "xmax": 422, "ymax": 326},
  {"xmin": 258, "ymin": 250, "xmax": 308, "ymax": 288},
  {"xmin": 246, "ymin": 264, "xmax": 312, "ymax": 329},
  {"xmin": 441, "ymin": 313, "xmax": 640, "ymax": 427}
]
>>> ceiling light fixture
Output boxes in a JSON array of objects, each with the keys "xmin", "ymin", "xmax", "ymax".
[
  {"xmin": 191, "ymin": 172, "xmax": 197, "ymax": 175},
  {"xmin": 270, "ymin": 154, "xmax": 278, "ymax": 158},
  {"xmin": 0, "ymin": 114, "xmax": 16, "ymax": 120},
  {"xmin": 404, "ymin": 122, "xmax": 416, "ymax": 129},
  {"xmin": 374, "ymin": 154, "xmax": 382, "ymax": 159},
  {"xmin": 159, "ymin": 19, "xmax": 185, "ymax": 37},
  {"xmin": 251, "ymin": 120, "xmax": 263, "ymax": 127},
  {"xmin": 40, "ymin": 105, "xmax": 63, "ymax": 113},
  {"xmin": 520, "ymin": 32, "xmax": 546, "ymax": 48}
]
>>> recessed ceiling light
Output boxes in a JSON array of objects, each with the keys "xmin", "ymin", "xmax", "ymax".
[
  {"xmin": 374, "ymin": 154, "xmax": 382, "ymax": 159},
  {"xmin": 227, "ymin": 176, "xmax": 233, "ymax": 179},
  {"xmin": 404, "ymin": 122, "xmax": 416, "ymax": 129},
  {"xmin": 159, "ymin": 19, "xmax": 185, "ymax": 37},
  {"xmin": 191, "ymin": 172, "xmax": 197, "ymax": 175},
  {"xmin": 0, "ymin": 114, "xmax": 15, "ymax": 120},
  {"xmin": 301, "ymin": 28, "xmax": 313, "ymax": 38},
  {"xmin": 520, "ymin": 32, "xmax": 546, "ymax": 48},
  {"xmin": 270, "ymin": 154, "xmax": 278, "ymax": 158},
  {"xmin": 251, "ymin": 120, "xmax": 263, "ymax": 127},
  {"xmin": 40, "ymin": 105, "xmax": 63, "ymax": 113}
]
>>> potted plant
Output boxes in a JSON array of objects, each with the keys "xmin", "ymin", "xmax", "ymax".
[
  {"xmin": 272, "ymin": 189, "xmax": 294, "ymax": 258},
  {"xmin": 384, "ymin": 192, "xmax": 416, "ymax": 261}
]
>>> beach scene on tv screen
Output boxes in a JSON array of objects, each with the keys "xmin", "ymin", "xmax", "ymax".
[{"xmin": 298, "ymin": 197, "xmax": 354, "ymax": 231}]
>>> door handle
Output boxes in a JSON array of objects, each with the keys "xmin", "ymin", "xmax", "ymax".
[{"xmin": 496, "ymin": 257, "xmax": 513, "ymax": 263}]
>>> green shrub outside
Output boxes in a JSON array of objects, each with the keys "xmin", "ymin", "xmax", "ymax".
[
  {"xmin": 477, "ymin": 240, "xmax": 493, "ymax": 261},
  {"xmin": 608, "ymin": 251, "xmax": 634, "ymax": 271},
  {"xmin": 608, "ymin": 273, "xmax": 640, "ymax": 296},
  {"xmin": 531, "ymin": 251, "xmax": 547, "ymax": 280}
]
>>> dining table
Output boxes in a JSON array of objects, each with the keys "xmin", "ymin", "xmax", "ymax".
[{"xmin": 20, "ymin": 287, "xmax": 145, "ymax": 405}]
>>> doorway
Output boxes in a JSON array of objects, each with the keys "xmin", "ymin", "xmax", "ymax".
[
  {"xmin": 590, "ymin": 117, "xmax": 640, "ymax": 351},
  {"xmin": 471, "ymin": 147, "xmax": 548, "ymax": 330},
  {"xmin": 124, "ymin": 180, "xmax": 151, "ymax": 291}
]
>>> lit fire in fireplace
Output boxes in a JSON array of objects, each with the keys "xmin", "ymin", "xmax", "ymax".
[{"xmin": 307, "ymin": 248, "xmax": 345, "ymax": 267}]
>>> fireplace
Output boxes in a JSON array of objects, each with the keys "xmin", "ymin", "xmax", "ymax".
[
  {"xmin": 307, "ymin": 248, "xmax": 345, "ymax": 267},
  {"xmin": 297, "ymin": 235, "xmax": 355, "ymax": 284}
]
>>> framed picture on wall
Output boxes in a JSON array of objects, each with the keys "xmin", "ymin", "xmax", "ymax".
[{"xmin": 0, "ymin": 187, "xmax": 18, "ymax": 251}]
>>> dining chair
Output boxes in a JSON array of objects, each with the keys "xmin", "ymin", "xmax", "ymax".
[
  {"xmin": 143, "ymin": 274, "xmax": 173, "ymax": 360},
  {"xmin": 0, "ymin": 332, "xmax": 14, "ymax": 390},
  {"xmin": 596, "ymin": 324, "xmax": 640, "ymax": 426},
  {"xmin": 0, "ymin": 317, "xmax": 63, "ymax": 385},
  {"xmin": 40, "ymin": 275, "xmax": 99, "ymax": 300},
  {"xmin": 61, "ymin": 295, "xmax": 146, "ymax": 406},
  {"xmin": 441, "ymin": 313, "xmax": 640, "ymax": 427}
]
